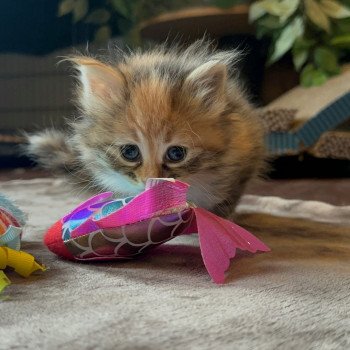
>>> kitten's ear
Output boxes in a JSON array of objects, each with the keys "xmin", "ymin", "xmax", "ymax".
[
  {"xmin": 183, "ymin": 61, "xmax": 227, "ymax": 103},
  {"xmin": 69, "ymin": 57, "xmax": 124, "ymax": 116}
]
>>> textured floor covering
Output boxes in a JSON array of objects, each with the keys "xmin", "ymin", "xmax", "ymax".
[{"xmin": 0, "ymin": 178, "xmax": 349, "ymax": 350}]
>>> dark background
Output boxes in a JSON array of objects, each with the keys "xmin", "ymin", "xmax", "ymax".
[{"xmin": 0, "ymin": 0, "xmax": 112, "ymax": 55}]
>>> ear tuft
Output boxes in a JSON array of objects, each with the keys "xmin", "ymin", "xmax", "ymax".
[
  {"xmin": 68, "ymin": 57, "xmax": 124, "ymax": 117},
  {"xmin": 184, "ymin": 61, "xmax": 227, "ymax": 102}
]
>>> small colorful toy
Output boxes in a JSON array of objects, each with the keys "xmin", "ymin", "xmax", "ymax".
[
  {"xmin": 0, "ymin": 194, "xmax": 45, "ymax": 293},
  {"xmin": 44, "ymin": 179, "xmax": 270, "ymax": 283}
]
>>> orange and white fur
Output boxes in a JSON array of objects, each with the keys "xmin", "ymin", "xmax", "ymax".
[{"xmin": 26, "ymin": 40, "xmax": 265, "ymax": 219}]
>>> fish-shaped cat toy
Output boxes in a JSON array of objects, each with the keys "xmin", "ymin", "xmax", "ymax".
[{"xmin": 44, "ymin": 178, "xmax": 270, "ymax": 283}]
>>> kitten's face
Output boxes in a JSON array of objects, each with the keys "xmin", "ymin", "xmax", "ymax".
[
  {"xmin": 71, "ymin": 55, "xmax": 263, "ymax": 212},
  {"xmin": 77, "ymin": 70, "xmax": 230, "ymax": 201}
]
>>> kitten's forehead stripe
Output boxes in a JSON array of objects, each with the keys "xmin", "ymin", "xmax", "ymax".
[{"xmin": 122, "ymin": 55, "xmax": 188, "ymax": 85}]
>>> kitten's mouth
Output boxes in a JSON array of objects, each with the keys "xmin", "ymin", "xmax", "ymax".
[{"xmin": 93, "ymin": 169, "xmax": 145, "ymax": 197}]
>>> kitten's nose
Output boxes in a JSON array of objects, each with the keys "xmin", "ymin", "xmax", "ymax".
[{"xmin": 139, "ymin": 165, "xmax": 164, "ymax": 183}]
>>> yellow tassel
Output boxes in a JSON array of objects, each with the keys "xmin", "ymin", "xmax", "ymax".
[
  {"xmin": 0, "ymin": 271, "xmax": 11, "ymax": 293},
  {"xmin": 0, "ymin": 246, "xmax": 46, "ymax": 278}
]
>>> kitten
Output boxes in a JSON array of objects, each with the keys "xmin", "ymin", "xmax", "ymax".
[{"xmin": 26, "ymin": 40, "xmax": 266, "ymax": 218}]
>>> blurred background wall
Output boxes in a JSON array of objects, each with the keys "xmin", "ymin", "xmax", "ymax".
[{"xmin": 0, "ymin": 0, "xmax": 349, "ymax": 175}]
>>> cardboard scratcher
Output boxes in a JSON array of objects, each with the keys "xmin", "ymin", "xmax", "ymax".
[
  {"xmin": 261, "ymin": 92, "xmax": 350, "ymax": 160},
  {"xmin": 261, "ymin": 65, "xmax": 350, "ymax": 160},
  {"xmin": 311, "ymin": 131, "xmax": 350, "ymax": 159}
]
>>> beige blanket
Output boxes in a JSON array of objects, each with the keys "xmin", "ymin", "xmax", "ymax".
[{"xmin": 1, "ymin": 178, "xmax": 349, "ymax": 350}]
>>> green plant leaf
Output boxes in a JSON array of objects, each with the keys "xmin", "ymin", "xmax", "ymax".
[
  {"xmin": 255, "ymin": 15, "xmax": 283, "ymax": 39},
  {"xmin": 293, "ymin": 50, "xmax": 308, "ymax": 70},
  {"xmin": 257, "ymin": 15, "xmax": 283, "ymax": 29},
  {"xmin": 331, "ymin": 34, "xmax": 350, "ymax": 48},
  {"xmin": 293, "ymin": 36, "xmax": 316, "ymax": 50},
  {"xmin": 292, "ymin": 47, "xmax": 308, "ymax": 71},
  {"xmin": 85, "ymin": 9, "xmax": 111, "ymax": 24},
  {"xmin": 291, "ymin": 37, "xmax": 315, "ymax": 71},
  {"xmin": 249, "ymin": 0, "xmax": 300, "ymax": 23},
  {"xmin": 314, "ymin": 47, "xmax": 340, "ymax": 74},
  {"xmin": 249, "ymin": 2, "xmax": 268, "ymax": 22},
  {"xmin": 94, "ymin": 25, "xmax": 112, "ymax": 43},
  {"xmin": 268, "ymin": 16, "xmax": 304, "ymax": 64},
  {"xmin": 73, "ymin": 0, "xmax": 88, "ymax": 23},
  {"xmin": 334, "ymin": 17, "xmax": 350, "ymax": 34},
  {"xmin": 320, "ymin": 0, "xmax": 350, "ymax": 19},
  {"xmin": 58, "ymin": 0, "xmax": 75, "ymax": 17},
  {"xmin": 301, "ymin": 64, "xmax": 328, "ymax": 86},
  {"xmin": 255, "ymin": 24, "xmax": 271, "ymax": 39},
  {"xmin": 305, "ymin": 0, "xmax": 330, "ymax": 32},
  {"xmin": 111, "ymin": 0, "xmax": 133, "ymax": 20}
]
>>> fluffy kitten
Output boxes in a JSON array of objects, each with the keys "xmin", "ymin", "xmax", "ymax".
[{"xmin": 26, "ymin": 40, "xmax": 265, "ymax": 218}]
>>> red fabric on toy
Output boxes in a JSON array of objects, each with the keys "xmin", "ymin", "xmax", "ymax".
[{"xmin": 44, "ymin": 220, "xmax": 74, "ymax": 260}]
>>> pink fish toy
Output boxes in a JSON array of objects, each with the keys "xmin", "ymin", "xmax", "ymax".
[{"xmin": 44, "ymin": 178, "xmax": 270, "ymax": 283}]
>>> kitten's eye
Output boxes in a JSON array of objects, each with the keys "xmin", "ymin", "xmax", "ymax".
[
  {"xmin": 166, "ymin": 146, "xmax": 187, "ymax": 162},
  {"xmin": 120, "ymin": 144, "xmax": 140, "ymax": 162}
]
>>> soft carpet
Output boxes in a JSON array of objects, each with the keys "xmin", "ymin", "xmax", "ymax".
[{"xmin": 1, "ymin": 178, "xmax": 349, "ymax": 350}]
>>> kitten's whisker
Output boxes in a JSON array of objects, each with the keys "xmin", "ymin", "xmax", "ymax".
[
  {"xmin": 185, "ymin": 122, "xmax": 202, "ymax": 146},
  {"xmin": 105, "ymin": 139, "xmax": 122, "ymax": 157},
  {"xmin": 73, "ymin": 179, "xmax": 96, "ymax": 197},
  {"xmin": 194, "ymin": 178, "xmax": 225, "ymax": 201},
  {"xmin": 105, "ymin": 146, "xmax": 123, "ymax": 161},
  {"xmin": 192, "ymin": 180, "xmax": 218, "ymax": 203},
  {"xmin": 194, "ymin": 179, "xmax": 231, "ymax": 216}
]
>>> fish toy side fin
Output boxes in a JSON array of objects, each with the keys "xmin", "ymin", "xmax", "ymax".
[{"xmin": 192, "ymin": 208, "xmax": 270, "ymax": 284}]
